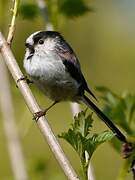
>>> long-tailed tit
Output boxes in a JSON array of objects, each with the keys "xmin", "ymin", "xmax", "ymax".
[{"xmin": 23, "ymin": 31, "xmax": 127, "ymax": 143}]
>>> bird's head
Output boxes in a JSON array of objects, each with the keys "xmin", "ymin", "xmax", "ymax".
[{"xmin": 24, "ymin": 31, "xmax": 64, "ymax": 60}]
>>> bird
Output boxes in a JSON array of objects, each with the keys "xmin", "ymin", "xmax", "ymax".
[{"xmin": 23, "ymin": 30, "xmax": 127, "ymax": 143}]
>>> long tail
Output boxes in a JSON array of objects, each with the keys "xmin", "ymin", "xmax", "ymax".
[{"xmin": 82, "ymin": 95, "xmax": 127, "ymax": 143}]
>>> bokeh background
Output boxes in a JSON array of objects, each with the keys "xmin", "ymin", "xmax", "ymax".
[{"xmin": 0, "ymin": 0, "xmax": 135, "ymax": 179}]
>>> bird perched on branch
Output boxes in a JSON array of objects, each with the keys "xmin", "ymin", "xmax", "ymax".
[{"xmin": 23, "ymin": 31, "xmax": 127, "ymax": 143}]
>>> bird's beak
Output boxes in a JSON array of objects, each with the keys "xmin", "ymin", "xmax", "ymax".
[{"xmin": 25, "ymin": 43, "xmax": 35, "ymax": 59}]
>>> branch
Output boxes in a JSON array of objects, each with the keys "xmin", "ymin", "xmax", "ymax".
[
  {"xmin": 0, "ymin": 1, "xmax": 28, "ymax": 179},
  {"xmin": 0, "ymin": 32, "xmax": 79, "ymax": 180},
  {"xmin": 7, "ymin": 0, "xmax": 20, "ymax": 44},
  {"xmin": 0, "ymin": 56, "xmax": 28, "ymax": 180}
]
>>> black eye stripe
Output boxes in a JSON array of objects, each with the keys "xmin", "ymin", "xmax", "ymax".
[
  {"xmin": 32, "ymin": 31, "xmax": 62, "ymax": 45},
  {"xmin": 33, "ymin": 32, "xmax": 45, "ymax": 44}
]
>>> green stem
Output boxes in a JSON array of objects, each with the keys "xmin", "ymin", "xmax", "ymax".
[
  {"xmin": 81, "ymin": 157, "xmax": 88, "ymax": 180},
  {"xmin": 7, "ymin": 0, "xmax": 20, "ymax": 44}
]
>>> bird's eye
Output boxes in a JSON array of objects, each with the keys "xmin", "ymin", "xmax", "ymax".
[{"xmin": 38, "ymin": 39, "xmax": 44, "ymax": 44}]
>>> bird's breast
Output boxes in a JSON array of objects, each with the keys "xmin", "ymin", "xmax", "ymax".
[{"xmin": 24, "ymin": 55, "xmax": 79, "ymax": 101}]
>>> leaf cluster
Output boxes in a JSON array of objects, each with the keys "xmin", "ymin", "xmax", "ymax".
[
  {"xmin": 96, "ymin": 87, "xmax": 135, "ymax": 137},
  {"xmin": 19, "ymin": 0, "xmax": 93, "ymax": 28},
  {"xmin": 59, "ymin": 109, "xmax": 114, "ymax": 178},
  {"xmin": 96, "ymin": 86, "xmax": 135, "ymax": 178}
]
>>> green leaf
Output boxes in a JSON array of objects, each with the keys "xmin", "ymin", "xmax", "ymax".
[
  {"xmin": 73, "ymin": 109, "xmax": 93, "ymax": 137},
  {"xmin": 19, "ymin": 3, "xmax": 39, "ymax": 20},
  {"xmin": 46, "ymin": 0, "xmax": 94, "ymax": 28},
  {"xmin": 96, "ymin": 86, "xmax": 135, "ymax": 156},
  {"xmin": 58, "ymin": 0, "xmax": 91, "ymax": 18},
  {"xmin": 123, "ymin": 93, "xmax": 135, "ymax": 123},
  {"xmin": 96, "ymin": 86, "xmax": 121, "ymax": 104},
  {"xmin": 91, "ymin": 131, "xmax": 115, "ymax": 144},
  {"xmin": 59, "ymin": 110, "xmax": 114, "ymax": 179},
  {"xmin": 86, "ymin": 131, "xmax": 115, "ymax": 158},
  {"xmin": 96, "ymin": 86, "xmax": 135, "ymax": 134},
  {"xmin": 59, "ymin": 129, "xmax": 85, "ymax": 158},
  {"xmin": 59, "ymin": 111, "xmax": 114, "ymax": 159},
  {"xmin": 104, "ymin": 101, "xmax": 126, "ymax": 124}
]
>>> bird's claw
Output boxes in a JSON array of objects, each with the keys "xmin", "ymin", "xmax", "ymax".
[
  {"xmin": 16, "ymin": 75, "xmax": 33, "ymax": 87},
  {"xmin": 33, "ymin": 110, "xmax": 46, "ymax": 121}
]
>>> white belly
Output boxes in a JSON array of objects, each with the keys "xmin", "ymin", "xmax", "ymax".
[{"xmin": 24, "ymin": 55, "xmax": 79, "ymax": 101}]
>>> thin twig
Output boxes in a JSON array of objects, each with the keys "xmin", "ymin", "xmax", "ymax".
[
  {"xmin": 70, "ymin": 103, "xmax": 81, "ymax": 116},
  {"xmin": 0, "ymin": 1, "xmax": 28, "ymax": 179},
  {"xmin": 7, "ymin": 0, "xmax": 20, "ymax": 44},
  {"xmin": 84, "ymin": 151, "xmax": 95, "ymax": 180},
  {"xmin": 36, "ymin": 0, "xmax": 53, "ymax": 30},
  {"xmin": 0, "ymin": 32, "xmax": 79, "ymax": 180},
  {"xmin": 0, "ymin": 56, "xmax": 28, "ymax": 180}
]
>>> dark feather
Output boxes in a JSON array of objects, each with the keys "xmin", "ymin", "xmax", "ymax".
[
  {"xmin": 55, "ymin": 38, "xmax": 97, "ymax": 100},
  {"xmin": 33, "ymin": 31, "xmax": 61, "ymax": 44},
  {"xmin": 63, "ymin": 59, "xmax": 97, "ymax": 100},
  {"xmin": 83, "ymin": 95, "xmax": 127, "ymax": 143}
]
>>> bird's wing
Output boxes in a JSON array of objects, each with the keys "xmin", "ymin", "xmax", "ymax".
[
  {"xmin": 63, "ymin": 59, "xmax": 97, "ymax": 100},
  {"xmin": 56, "ymin": 42, "xmax": 97, "ymax": 100}
]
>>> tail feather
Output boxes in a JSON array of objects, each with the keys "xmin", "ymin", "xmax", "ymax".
[
  {"xmin": 86, "ymin": 87, "xmax": 98, "ymax": 102},
  {"xmin": 82, "ymin": 95, "xmax": 127, "ymax": 143}
]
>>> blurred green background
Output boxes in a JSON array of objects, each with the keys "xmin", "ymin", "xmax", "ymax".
[{"xmin": 0, "ymin": 0, "xmax": 135, "ymax": 179}]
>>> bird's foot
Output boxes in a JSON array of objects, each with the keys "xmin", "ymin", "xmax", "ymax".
[
  {"xmin": 33, "ymin": 110, "xmax": 46, "ymax": 121},
  {"xmin": 122, "ymin": 142, "xmax": 133, "ymax": 158},
  {"xmin": 33, "ymin": 101, "xmax": 59, "ymax": 121},
  {"xmin": 16, "ymin": 75, "xmax": 33, "ymax": 87}
]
